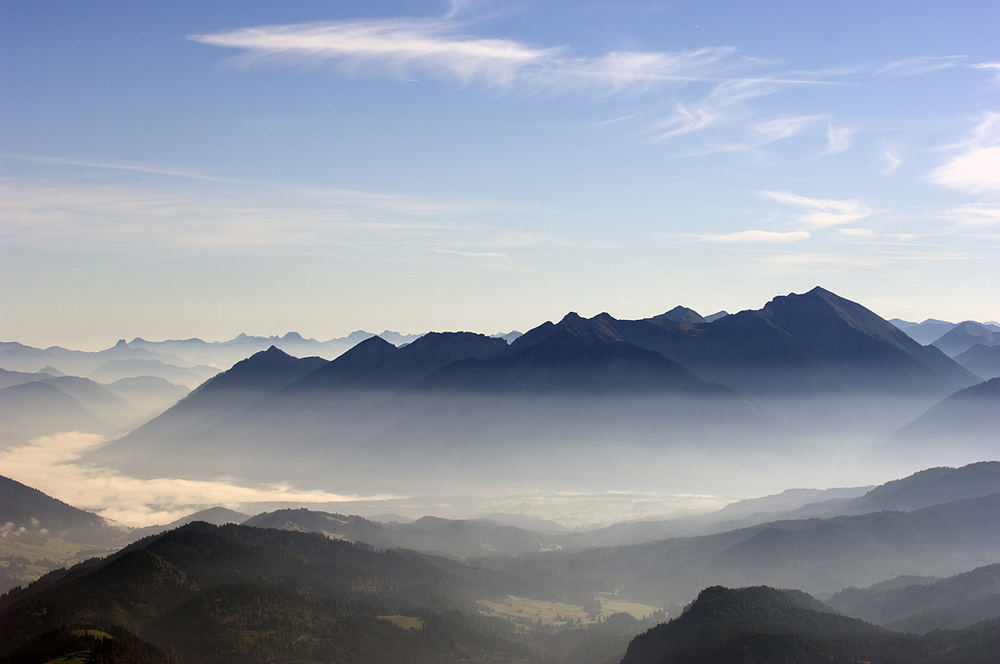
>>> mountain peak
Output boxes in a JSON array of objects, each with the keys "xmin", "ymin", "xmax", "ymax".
[
  {"xmin": 281, "ymin": 331, "xmax": 305, "ymax": 341},
  {"xmin": 654, "ymin": 305, "xmax": 705, "ymax": 324},
  {"xmin": 559, "ymin": 312, "xmax": 584, "ymax": 324}
]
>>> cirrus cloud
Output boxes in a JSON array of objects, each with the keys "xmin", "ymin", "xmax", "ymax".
[{"xmin": 695, "ymin": 229, "xmax": 810, "ymax": 243}]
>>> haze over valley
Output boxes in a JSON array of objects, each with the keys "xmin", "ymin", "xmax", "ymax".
[{"xmin": 3, "ymin": 1, "xmax": 999, "ymax": 661}]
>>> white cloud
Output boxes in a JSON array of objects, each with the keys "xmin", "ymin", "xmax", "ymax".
[
  {"xmin": 752, "ymin": 114, "xmax": 824, "ymax": 143},
  {"xmin": 191, "ymin": 15, "xmax": 834, "ymax": 145},
  {"xmin": 760, "ymin": 190, "xmax": 872, "ymax": 227},
  {"xmin": 877, "ymin": 55, "xmax": 965, "ymax": 76},
  {"xmin": 822, "ymin": 123, "xmax": 854, "ymax": 155},
  {"xmin": 880, "ymin": 144, "xmax": 902, "ymax": 174},
  {"xmin": 838, "ymin": 228, "xmax": 876, "ymax": 237},
  {"xmin": 190, "ymin": 19, "xmax": 752, "ymax": 96},
  {"xmin": 939, "ymin": 203, "xmax": 1000, "ymax": 227},
  {"xmin": 928, "ymin": 114, "xmax": 1000, "ymax": 193},
  {"xmin": 929, "ymin": 145, "xmax": 1000, "ymax": 193},
  {"xmin": 972, "ymin": 62, "xmax": 1000, "ymax": 82},
  {"xmin": 434, "ymin": 248, "xmax": 507, "ymax": 258},
  {"xmin": 696, "ymin": 229, "xmax": 810, "ymax": 243},
  {"xmin": 191, "ymin": 19, "xmax": 559, "ymax": 90},
  {"xmin": 0, "ymin": 432, "xmax": 397, "ymax": 527}
]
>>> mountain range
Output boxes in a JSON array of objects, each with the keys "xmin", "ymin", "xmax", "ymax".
[
  {"xmin": 891, "ymin": 318, "xmax": 1000, "ymax": 356},
  {"xmin": 82, "ymin": 286, "xmax": 987, "ymax": 493}
]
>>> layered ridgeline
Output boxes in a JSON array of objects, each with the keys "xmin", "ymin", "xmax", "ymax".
[
  {"xmin": 0, "ymin": 369, "xmax": 184, "ymax": 446},
  {"xmin": 480, "ymin": 462, "xmax": 1000, "ymax": 606},
  {"xmin": 891, "ymin": 318, "xmax": 1000, "ymax": 355},
  {"xmin": 87, "ymin": 287, "xmax": 980, "ymax": 493},
  {"xmin": 0, "ymin": 331, "xmax": 417, "ymax": 378},
  {"xmin": 828, "ymin": 563, "xmax": 1000, "ymax": 634}
]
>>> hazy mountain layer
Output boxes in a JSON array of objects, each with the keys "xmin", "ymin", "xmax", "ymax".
[
  {"xmin": 931, "ymin": 321, "xmax": 999, "ymax": 357},
  {"xmin": 484, "ymin": 492, "xmax": 1000, "ymax": 607},
  {"xmin": 886, "ymin": 378, "xmax": 1000, "ymax": 461},
  {"xmin": 955, "ymin": 343, "xmax": 1000, "ymax": 379},
  {"xmin": 828, "ymin": 563, "xmax": 1000, "ymax": 633}
]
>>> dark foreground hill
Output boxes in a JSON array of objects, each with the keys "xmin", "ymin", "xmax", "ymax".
[
  {"xmin": 0, "ymin": 523, "xmax": 535, "ymax": 664},
  {"xmin": 620, "ymin": 585, "xmax": 999, "ymax": 664}
]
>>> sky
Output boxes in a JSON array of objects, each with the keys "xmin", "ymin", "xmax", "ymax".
[{"xmin": 2, "ymin": 0, "xmax": 999, "ymax": 350}]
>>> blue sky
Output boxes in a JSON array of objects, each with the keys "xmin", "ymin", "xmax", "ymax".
[{"xmin": 2, "ymin": 0, "xmax": 999, "ymax": 349}]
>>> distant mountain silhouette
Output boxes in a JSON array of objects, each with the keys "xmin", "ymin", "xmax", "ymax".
[
  {"xmin": 90, "ymin": 358, "xmax": 218, "ymax": 389},
  {"xmin": 829, "ymin": 563, "xmax": 1000, "ymax": 633},
  {"xmin": 891, "ymin": 317, "xmax": 957, "ymax": 345},
  {"xmin": 417, "ymin": 328, "xmax": 722, "ymax": 395},
  {"xmin": 0, "ymin": 367, "xmax": 53, "ymax": 388},
  {"xmin": 129, "ymin": 506, "xmax": 250, "ymax": 540},
  {"xmin": 654, "ymin": 305, "xmax": 705, "ymax": 324},
  {"xmin": 704, "ymin": 310, "xmax": 729, "ymax": 322},
  {"xmin": 512, "ymin": 287, "xmax": 974, "ymax": 399},
  {"xmin": 0, "ymin": 339, "xmax": 186, "ymax": 376},
  {"xmin": 36, "ymin": 375, "xmax": 140, "ymax": 429},
  {"xmin": 886, "ymin": 378, "xmax": 1000, "ymax": 458},
  {"xmin": 492, "ymin": 492, "xmax": 1000, "ymax": 606},
  {"xmin": 244, "ymin": 507, "xmax": 558, "ymax": 559},
  {"xmin": 88, "ymin": 346, "xmax": 327, "ymax": 468},
  {"xmin": 0, "ymin": 381, "xmax": 108, "ymax": 446},
  {"xmin": 851, "ymin": 461, "xmax": 1000, "ymax": 514},
  {"xmin": 289, "ymin": 331, "xmax": 508, "ymax": 393},
  {"xmin": 500, "ymin": 287, "xmax": 977, "ymax": 435},
  {"xmin": 932, "ymin": 321, "xmax": 999, "ymax": 356},
  {"xmin": 104, "ymin": 376, "xmax": 189, "ymax": 417},
  {"xmin": 955, "ymin": 343, "xmax": 1000, "ymax": 379}
]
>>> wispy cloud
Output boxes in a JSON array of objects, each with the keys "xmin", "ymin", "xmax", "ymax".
[
  {"xmin": 0, "ymin": 178, "xmax": 463, "ymax": 249},
  {"xmin": 191, "ymin": 14, "xmax": 835, "ymax": 145},
  {"xmin": 927, "ymin": 113, "xmax": 1000, "ymax": 193},
  {"xmin": 939, "ymin": 202, "xmax": 1000, "ymax": 227},
  {"xmin": 695, "ymin": 229, "xmax": 810, "ymax": 243},
  {"xmin": 434, "ymin": 248, "xmax": 507, "ymax": 258},
  {"xmin": 189, "ymin": 19, "xmax": 754, "ymax": 95},
  {"xmin": 877, "ymin": 55, "xmax": 966, "ymax": 76},
  {"xmin": 753, "ymin": 114, "xmax": 824, "ymax": 143},
  {"xmin": 838, "ymin": 227, "xmax": 876, "ymax": 237},
  {"xmin": 761, "ymin": 190, "xmax": 872, "ymax": 227},
  {"xmin": 0, "ymin": 432, "xmax": 398, "ymax": 526},
  {"xmin": 822, "ymin": 123, "xmax": 854, "ymax": 155},
  {"xmin": 972, "ymin": 62, "xmax": 1000, "ymax": 82},
  {"xmin": 880, "ymin": 144, "xmax": 902, "ymax": 174}
]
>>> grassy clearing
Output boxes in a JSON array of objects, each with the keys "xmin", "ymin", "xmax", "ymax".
[
  {"xmin": 479, "ymin": 594, "xmax": 662, "ymax": 631},
  {"xmin": 1, "ymin": 538, "xmax": 115, "ymax": 589},
  {"xmin": 378, "ymin": 615, "xmax": 425, "ymax": 630},
  {"xmin": 599, "ymin": 598, "xmax": 661, "ymax": 620}
]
